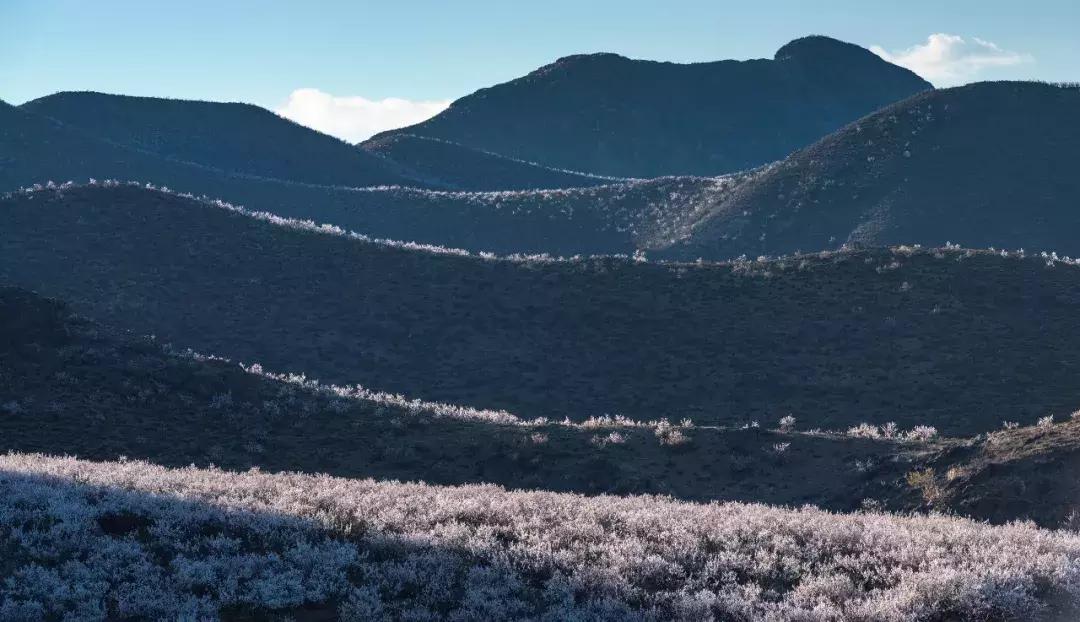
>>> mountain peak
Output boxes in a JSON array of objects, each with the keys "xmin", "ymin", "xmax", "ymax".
[
  {"xmin": 773, "ymin": 35, "xmax": 873, "ymax": 61},
  {"xmin": 552, "ymin": 52, "xmax": 628, "ymax": 65}
]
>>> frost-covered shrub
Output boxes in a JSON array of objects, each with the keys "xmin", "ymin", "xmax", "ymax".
[
  {"xmin": 3, "ymin": 453, "xmax": 1080, "ymax": 620},
  {"xmin": 847, "ymin": 422, "xmax": 937, "ymax": 442},
  {"xmin": 654, "ymin": 420, "xmax": 691, "ymax": 447},
  {"xmin": 847, "ymin": 423, "xmax": 881, "ymax": 439},
  {"xmin": 778, "ymin": 415, "xmax": 796, "ymax": 431},
  {"xmin": 590, "ymin": 431, "xmax": 627, "ymax": 447},
  {"xmin": 904, "ymin": 425, "xmax": 939, "ymax": 441},
  {"xmin": 1039, "ymin": 415, "xmax": 1056, "ymax": 428}
]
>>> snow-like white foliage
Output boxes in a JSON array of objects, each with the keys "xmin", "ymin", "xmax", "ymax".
[
  {"xmin": 844, "ymin": 422, "xmax": 938, "ymax": 442},
  {"xmin": 2, "ymin": 453, "xmax": 1079, "ymax": 620},
  {"xmin": 10, "ymin": 182, "xmax": 1080, "ymax": 275}
]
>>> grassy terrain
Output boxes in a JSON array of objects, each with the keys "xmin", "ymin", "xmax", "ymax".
[{"xmin": 5, "ymin": 184, "xmax": 1080, "ymax": 435}]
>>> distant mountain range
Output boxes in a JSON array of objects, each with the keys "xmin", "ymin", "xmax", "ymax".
[
  {"xmin": 5, "ymin": 79, "xmax": 1080, "ymax": 261},
  {"xmin": 370, "ymin": 36, "xmax": 932, "ymax": 177},
  {"xmin": 5, "ymin": 184, "xmax": 1080, "ymax": 432}
]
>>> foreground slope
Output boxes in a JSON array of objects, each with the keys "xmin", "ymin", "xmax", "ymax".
[
  {"xmin": 19, "ymin": 91, "xmax": 420, "ymax": 188},
  {"xmin": 5, "ymin": 184, "xmax": 1080, "ymax": 433},
  {"xmin": 669, "ymin": 82, "xmax": 1080, "ymax": 260},
  {"xmin": 4, "ymin": 453, "xmax": 1080, "ymax": 620},
  {"xmin": 372, "ymin": 36, "xmax": 931, "ymax": 177},
  {"xmin": 360, "ymin": 133, "xmax": 617, "ymax": 190}
]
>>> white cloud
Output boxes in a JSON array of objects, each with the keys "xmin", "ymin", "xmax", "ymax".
[
  {"xmin": 871, "ymin": 34, "xmax": 1033, "ymax": 86},
  {"xmin": 275, "ymin": 88, "xmax": 451, "ymax": 143}
]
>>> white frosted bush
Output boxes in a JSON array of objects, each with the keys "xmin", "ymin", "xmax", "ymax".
[{"xmin": 2, "ymin": 453, "xmax": 1080, "ymax": 620}]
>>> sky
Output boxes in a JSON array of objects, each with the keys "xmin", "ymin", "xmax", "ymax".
[{"xmin": 2, "ymin": 0, "xmax": 1077, "ymax": 142}]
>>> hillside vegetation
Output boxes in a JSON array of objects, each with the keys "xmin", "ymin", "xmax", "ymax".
[
  {"xmin": 5, "ymin": 184, "xmax": 1080, "ymax": 435},
  {"xmin": 4, "ymin": 452, "xmax": 1080, "ymax": 620},
  {"xmin": 669, "ymin": 82, "xmax": 1080, "ymax": 260},
  {"xmin": 372, "ymin": 36, "xmax": 931, "ymax": 177}
]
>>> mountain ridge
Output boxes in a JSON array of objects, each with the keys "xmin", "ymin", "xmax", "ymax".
[
  {"xmin": 371, "ymin": 35, "xmax": 932, "ymax": 177},
  {"xmin": 665, "ymin": 81, "xmax": 1080, "ymax": 260}
]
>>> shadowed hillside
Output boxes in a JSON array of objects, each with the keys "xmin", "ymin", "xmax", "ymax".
[
  {"xmin": 11, "ymin": 284, "xmax": 1080, "ymax": 530},
  {"xmin": 668, "ymin": 82, "xmax": 1080, "ymax": 260},
  {"xmin": 20, "ymin": 91, "xmax": 421, "ymax": 188},
  {"xmin": 360, "ymin": 133, "xmax": 617, "ymax": 190},
  {"xmin": 0, "ymin": 285, "xmax": 933, "ymax": 514},
  {"xmin": 371, "ymin": 36, "xmax": 931, "ymax": 177},
  {"xmin": 5, "ymin": 184, "xmax": 1080, "ymax": 435}
]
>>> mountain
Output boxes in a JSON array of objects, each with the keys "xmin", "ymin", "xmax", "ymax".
[
  {"xmin": 19, "ymin": 91, "xmax": 421, "ymax": 188},
  {"xmin": 667, "ymin": 82, "xmax": 1080, "ymax": 260},
  {"xmin": 2, "ymin": 99, "xmax": 739, "ymax": 255},
  {"xmin": 19, "ymin": 91, "xmax": 616, "ymax": 192},
  {"xmin": 369, "ymin": 36, "xmax": 932, "ymax": 177},
  {"xmin": 5, "ymin": 184, "xmax": 1080, "ymax": 434},
  {"xmin": 360, "ymin": 133, "xmax": 616, "ymax": 190}
]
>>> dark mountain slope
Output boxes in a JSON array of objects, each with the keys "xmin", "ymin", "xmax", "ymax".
[
  {"xmin": 371, "ymin": 36, "xmax": 932, "ymax": 177},
  {"xmin": 360, "ymin": 133, "xmax": 615, "ymax": 190},
  {"xmin": 20, "ymin": 91, "xmax": 419, "ymax": 187},
  {"xmin": 0, "ymin": 285, "xmax": 927, "ymax": 513},
  {"xmin": 668, "ymin": 82, "xmax": 1080, "ymax": 260},
  {"xmin": 10, "ymin": 284, "xmax": 1080, "ymax": 528},
  {"xmin": 1, "ymin": 101, "xmax": 734, "ymax": 255},
  {"xmin": 5, "ymin": 184, "xmax": 1080, "ymax": 433}
]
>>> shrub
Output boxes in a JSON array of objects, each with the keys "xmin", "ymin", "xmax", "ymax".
[
  {"xmin": 778, "ymin": 415, "xmax": 796, "ymax": 431},
  {"xmin": 904, "ymin": 425, "xmax": 938, "ymax": 442},
  {"xmin": 1038, "ymin": 415, "xmax": 1055, "ymax": 428},
  {"xmin": 906, "ymin": 468, "xmax": 943, "ymax": 505},
  {"xmin": 847, "ymin": 423, "xmax": 881, "ymax": 439},
  {"xmin": 3, "ymin": 453, "xmax": 1080, "ymax": 620},
  {"xmin": 654, "ymin": 421, "xmax": 691, "ymax": 447},
  {"xmin": 591, "ymin": 432, "xmax": 627, "ymax": 447}
]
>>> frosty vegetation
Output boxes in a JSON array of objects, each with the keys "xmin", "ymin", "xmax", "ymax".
[
  {"xmin": 11, "ymin": 181, "xmax": 1080, "ymax": 275},
  {"xmin": 4, "ymin": 175, "xmax": 761, "ymax": 260},
  {"xmin": 3, "ymin": 453, "xmax": 1080, "ymax": 620}
]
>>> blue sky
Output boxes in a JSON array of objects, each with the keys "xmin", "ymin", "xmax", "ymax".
[{"xmin": 3, "ymin": 0, "xmax": 1077, "ymax": 141}]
